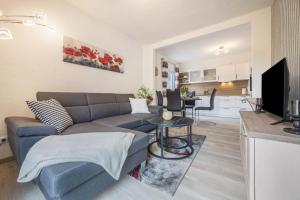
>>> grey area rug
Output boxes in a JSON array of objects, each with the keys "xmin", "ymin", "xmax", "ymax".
[{"xmin": 131, "ymin": 134, "xmax": 206, "ymax": 196}]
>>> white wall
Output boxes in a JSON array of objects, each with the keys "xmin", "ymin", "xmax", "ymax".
[
  {"xmin": 143, "ymin": 8, "xmax": 271, "ymax": 98},
  {"xmin": 250, "ymin": 8, "xmax": 271, "ymax": 97},
  {"xmin": 0, "ymin": 0, "xmax": 143, "ymax": 158},
  {"xmin": 179, "ymin": 52, "xmax": 250, "ymax": 72}
]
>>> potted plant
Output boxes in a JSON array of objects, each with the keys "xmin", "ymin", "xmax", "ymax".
[
  {"xmin": 137, "ymin": 86, "xmax": 153, "ymax": 105},
  {"xmin": 180, "ymin": 86, "xmax": 189, "ymax": 97}
]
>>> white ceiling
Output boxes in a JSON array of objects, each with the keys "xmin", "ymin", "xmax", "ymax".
[
  {"xmin": 157, "ymin": 23, "xmax": 251, "ymax": 64},
  {"xmin": 64, "ymin": 0, "xmax": 273, "ymax": 44}
]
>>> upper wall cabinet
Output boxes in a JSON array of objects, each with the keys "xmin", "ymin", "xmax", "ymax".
[
  {"xmin": 189, "ymin": 69, "xmax": 217, "ymax": 83},
  {"xmin": 203, "ymin": 69, "xmax": 217, "ymax": 82},
  {"xmin": 217, "ymin": 65, "xmax": 236, "ymax": 82},
  {"xmin": 189, "ymin": 70, "xmax": 202, "ymax": 83},
  {"xmin": 180, "ymin": 63, "xmax": 250, "ymax": 84},
  {"xmin": 236, "ymin": 63, "xmax": 251, "ymax": 80},
  {"xmin": 216, "ymin": 63, "xmax": 251, "ymax": 82}
]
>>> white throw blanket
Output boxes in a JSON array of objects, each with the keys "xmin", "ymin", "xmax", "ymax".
[{"xmin": 17, "ymin": 132, "xmax": 135, "ymax": 183}]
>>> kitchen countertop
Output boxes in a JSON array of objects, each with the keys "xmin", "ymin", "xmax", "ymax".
[{"xmin": 240, "ymin": 111, "xmax": 300, "ymax": 145}]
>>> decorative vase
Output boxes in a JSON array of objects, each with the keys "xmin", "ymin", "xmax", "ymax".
[{"xmin": 163, "ymin": 111, "xmax": 173, "ymax": 120}]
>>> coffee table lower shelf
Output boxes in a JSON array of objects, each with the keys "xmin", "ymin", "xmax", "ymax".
[{"xmin": 148, "ymin": 136, "xmax": 194, "ymax": 160}]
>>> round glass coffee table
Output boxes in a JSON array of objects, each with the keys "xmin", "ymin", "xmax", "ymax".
[{"xmin": 147, "ymin": 116, "xmax": 194, "ymax": 160}]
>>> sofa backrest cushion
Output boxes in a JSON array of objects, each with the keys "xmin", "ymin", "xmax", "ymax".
[
  {"xmin": 36, "ymin": 92, "xmax": 91, "ymax": 123},
  {"xmin": 36, "ymin": 92, "xmax": 135, "ymax": 123},
  {"xmin": 115, "ymin": 94, "xmax": 134, "ymax": 115},
  {"xmin": 86, "ymin": 93, "xmax": 119, "ymax": 120}
]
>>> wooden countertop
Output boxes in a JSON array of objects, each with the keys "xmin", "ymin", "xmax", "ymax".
[{"xmin": 240, "ymin": 111, "xmax": 300, "ymax": 145}]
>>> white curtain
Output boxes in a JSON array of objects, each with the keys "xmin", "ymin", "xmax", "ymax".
[{"xmin": 167, "ymin": 63, "xmax": 176, "ymax": 90}]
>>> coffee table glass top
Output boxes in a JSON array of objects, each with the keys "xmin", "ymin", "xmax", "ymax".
[{"xmin": 147, "ymin": 116, "xmax": 194, "ymax": 128}]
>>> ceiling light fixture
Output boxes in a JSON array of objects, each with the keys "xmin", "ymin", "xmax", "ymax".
[
  {"xmin": 22, "ymin": 19, "xmax": 36, "ymax": 26},
  {"xmin": 0, "ymin": 28, "xmax": 13, "ymax": 40},
  {"xmin": 215, "ymin": 46, "xmax": 229, "ymax": 55},
  {"xmin": 0, "ymin": 10, "xmax": 54, "ymax": 40}
]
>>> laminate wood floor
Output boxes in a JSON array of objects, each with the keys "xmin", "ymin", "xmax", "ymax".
[{"xmin": 0, "ymin": 116, "xmax": 245, "ymax": 200}]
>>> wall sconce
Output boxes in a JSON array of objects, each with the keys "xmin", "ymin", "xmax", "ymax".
[{"xmin": 0, "ymin": 10, "xmax": 55, "ymax": 40}]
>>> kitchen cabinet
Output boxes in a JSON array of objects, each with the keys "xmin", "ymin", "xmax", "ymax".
[
  {"xmin": 180, "ymin": 63, "xmax": 250, "ymax": 84},
  {"xmin": 216, "ymin": 65, "xmax": 236, "ymax": 82},
  {"xmin": 189, "ymin": 70, "xmax": 201, "ymax": 83},
  {"xmin": 191, "ymin": 96, "xmax": 252, "ymax": 118},
  {"xmin": 203, "ymin": 69, "xmax": 216, "ymax": 82},
  {"xmin": 236, "ymin": 63, "xmax": 250, "ymax": 80}
]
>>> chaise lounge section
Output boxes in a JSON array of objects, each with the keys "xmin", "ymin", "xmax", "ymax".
[{"xmin": 5, "ymin": 92, "xmax": 162, "ymax": 200}]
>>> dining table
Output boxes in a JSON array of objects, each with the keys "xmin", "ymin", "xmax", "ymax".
[{"xmin": 181, "ymin": 96, "xmax": 201, "ymax": 117}]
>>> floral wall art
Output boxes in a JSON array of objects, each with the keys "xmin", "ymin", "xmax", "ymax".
[{"xmin": 63, "ymin": 36, "xmax": 124, "ymax": 73}]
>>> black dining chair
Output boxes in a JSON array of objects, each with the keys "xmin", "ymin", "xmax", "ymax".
[
  {"xmin": 184, "ymin": 91, "xmax": 196, "ymax": 118},
  {"xmin": 156, "ymin": 90, "xmax": 167, "ymax": 109},
  {"xmin": 166, "ymin": 89, "xmax": 184, "ymax": 116},
  {"xmin": 194, "ymin": 88, "xmax": 217, "ymax": 125},
  {"xmin": 156, "ymin": 91, "xmax": 163, "ymax": 106}
]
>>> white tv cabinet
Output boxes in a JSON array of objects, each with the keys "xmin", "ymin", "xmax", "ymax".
[{"xmin": 240, "ymin": 111, "xmax": 300, "ymax": 200}]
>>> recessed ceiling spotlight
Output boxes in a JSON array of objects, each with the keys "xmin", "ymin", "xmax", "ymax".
[
  {"xmin": 215, "ymin": 46, "xmax": 229, "ymax": 55},
  {"xmin": 0, "ymin": 28, "xmax": 13, "ymax": 40}
]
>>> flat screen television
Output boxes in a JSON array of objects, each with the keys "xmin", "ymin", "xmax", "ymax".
[{"xmin": 262, "ymin": 58, "xmax": 289, "ymax": 123}]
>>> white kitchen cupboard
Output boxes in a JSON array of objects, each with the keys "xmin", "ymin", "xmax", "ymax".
[
  {"xmin": 181, "ymin": 63, "xmax": 250, "ymax": 84},
  {"xmin": 189, "ymin": 70, "xmax": 201, "ymax": 83},
  {"xmin": 216, "ymin": 65, "xmax": 236, "ymax": 82},
  {"xmin": 240, "ymin": 111, "xmax": 300, "ymax": 200},
  {"xmin": 203, "ymin": 68, "xmax": 216, "ymax": 81},
  {"xmin": 236, "ymin": 63, "xmax": 251, "ymax": 80},
  {"xmin": 192, "ymin": 96, "xmax": 251, "ymax": 118}
]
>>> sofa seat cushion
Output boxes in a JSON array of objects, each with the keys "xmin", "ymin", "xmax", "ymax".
[
  {"xmin": 39, "ymin": 123, "xmax": 149, "ymax": 198},
  {"xmin": 62, "ymin": 122, "xmax": 149, "ymax": 157},
  {"xmin": 39, "ymin": 162, "xmax": 104, "ymax": 198},
  {"xmin": 93, "ymin": 114, "xmax": 144, "ymax": 129}
]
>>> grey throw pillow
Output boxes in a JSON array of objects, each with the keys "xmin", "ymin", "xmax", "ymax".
[{"xmin": 26, "ymin": 99, "xmax": 73, "ymax": 133}]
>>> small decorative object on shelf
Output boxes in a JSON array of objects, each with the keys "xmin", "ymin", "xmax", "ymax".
[
  {"xmin": 255, "ymin": 98, "xmax": 264, "ymax": 113},
  {"xmin": 137, "ymin": 86, "xmax": 153, "ymax": 105},
  {"xmin": 162, "ymin": 61, "xmax": 168, "ymax": 68},
  {"xmin": 180, "ymin": 86, "xmax": 189, "ymax": 97},
  {"xmin": 162, "ymin": 71, "xmax": 168, "ymax": 78},
  {"xmin": 284, "ymin": 100, "xmax": 300, "ymax": 135},
  {"xmin": 162, "ymin": 81, "xmax": 167, "ymax": 88},
  {"xmin": 163, "ymin": 111, "xmax": 173, "ymax": 120}
]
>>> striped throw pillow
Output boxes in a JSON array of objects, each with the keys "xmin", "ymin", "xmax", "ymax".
[{"xmin": 26, "ymin": 99, "xmax": 73, "ymax": 133}]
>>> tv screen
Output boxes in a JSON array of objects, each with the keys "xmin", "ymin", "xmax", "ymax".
[{"xmin": 262, "ymin": 58, "xmax": 289, "ymax": 119}]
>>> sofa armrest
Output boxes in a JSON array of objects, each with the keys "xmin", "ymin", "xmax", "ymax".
[
  {"xmin": 5, "ymin": 117, "xmax": 58, "ymax": 137},
  {"xmin": 148, "ymin": 105, "xmax": 163, "ymax": 116}
]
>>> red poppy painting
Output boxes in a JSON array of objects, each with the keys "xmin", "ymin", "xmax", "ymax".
[{"xmin": 63, "ymin": 36, "xmax": 124, "ymax": 73}]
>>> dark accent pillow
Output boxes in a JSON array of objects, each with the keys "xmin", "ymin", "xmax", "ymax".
[{"xmin": 26, "ymin": 99, "xmax": 73, "ymax": 133}]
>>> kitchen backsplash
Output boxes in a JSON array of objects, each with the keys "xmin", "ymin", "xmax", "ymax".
[{"xmin": 182, "ymin": 80, "xmax": 249, "ymax": 96}]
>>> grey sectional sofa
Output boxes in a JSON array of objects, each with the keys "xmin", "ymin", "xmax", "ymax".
[{"xmin": 5, "ymin": 92, "xmax": 162, "ymax": 200}]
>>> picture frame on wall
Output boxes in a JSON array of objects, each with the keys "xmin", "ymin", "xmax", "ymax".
[{"xmin": 63, "ymin": 36, "xmax": 124, "ymax": 73}]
